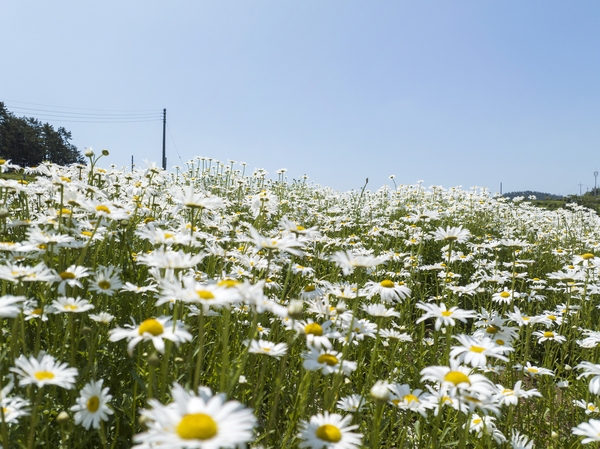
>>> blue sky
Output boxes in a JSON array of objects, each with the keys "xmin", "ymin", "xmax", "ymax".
[{"xmin": 1, "ymin": 1, "xmax": 599, "ymax": 194}]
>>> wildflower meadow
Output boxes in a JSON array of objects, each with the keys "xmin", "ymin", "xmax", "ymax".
[{"xmin": 1, "ymin": 151, "xmax": 600, "ymax": 448}]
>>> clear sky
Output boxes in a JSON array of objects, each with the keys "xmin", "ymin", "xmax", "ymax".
[{"xmin": 1, "ymin": 1, "xmax": 599, "ymax": 195}]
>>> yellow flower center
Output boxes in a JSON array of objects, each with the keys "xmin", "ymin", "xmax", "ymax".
[
  {"xmin": 547, "ymin": 315, "xmax": 557, "ymax": 321},
  {"xmin": 87, "ymin": 396, "xmax": 100, "ymax": 412},
  {"xmin": 315, "ymin": 424, "xmax": 342, "ymax": 442},
  {"xmin": 469, "ymin": 346, "xmax": 485, "ymax": 353},
  {"xmin": 486, "ymin": 326, "xmax": 498, "ymax": 334},
  {"xmin": 138, "ymin": 319, "xmax": 164, "ymax": 336},
  {"xmin": 60, "ymin": 271, "xmax": 76, "ymax": 280},
  {"xmin": 95, "ymin": 205, "xmax": 111, "ymax": 214},
  {"xmin": 317, "ymin": 354, "xmax": 339, "ymax": 366},
  {"xmin": 527, "ymin": 367, "xmax": 538, "ymax": 373},
  {"xmin": 502, "ymin": 389, "xmax": 513, "ymax": 395},
  {"xmin": 441, "ymin": 311, "xmax": 452, "ymax": 317},
  {"xmin": 305, "ymin": 323, "xmax": 323, "ymax": 336},
  {"xmin": 543, "ymin": 331, "xmax": 554, "ymax": 338},
  {"xmin": 196, "ymin": 290, "xmax": 215, "ymax": 300},
  {"xmin": 444, "ymin": 371, "xmax": 470, "ymax": 385},
  {"xmin": 81, "ymin": 231, "xmax": 93, "ymax": 237},
  {"xmin": 64, "ymin": 305, "xmax": 78, "ymax": 311},
  {"xmin": 35, "ymin": 371, "xmax": 55, "ymax": 381},
  {"xmin": 404, "ymin": 394, "xmax": 419, "ymax": 403},
  {"xmin": 499, "ymin": 291, "xmax": 511, "ymax": 298},
  {"xmin": 582, "ymin": 253, "xmax": 595, "ymax": 260},
  {"xmin": 32, "ymin": 308, "xmax": 42, "ymax": 315},
  {"xmin": 164, "ymin": 233, "xmax": 174, "ymax": 239},
  {"xmin": 296, "ymin": 225, "xmax": 306, "ymax": 231},
  {"xmin": 217, "ymin": 279, "xmax": 239, "ymax": 288},
  {"xmin": 496, "ymin": 339, "xmax": 505, "ymax": 345},
  {"xmin": 176, "ymin": 413, "xmax": 218, "ymax": 440},
  {"xmin": 380, "ymin": 279, "xmax": 395, "ymax": 288},
  {"xmin": 98, "ymin": 280, "xmax": 111, "ymax": 290},
  {"xmin": 304, "ymin": 285, "xmax": 316, "ymax": 292}
]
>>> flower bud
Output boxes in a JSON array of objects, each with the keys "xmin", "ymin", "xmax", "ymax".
[
  {"xmin": 287, "ymin": 300, "xmax": 303, "ymax": 320},
  {"xmin": 56, "ymin": 411, "xmax": 70, "ymax": 424},
  {"xmin": 147, "ymin": 353, "xmax": 160, "ymax": 367},
  {"xmin": 370, "ymin": 380, "xmax": 391, "ymax": 404}
]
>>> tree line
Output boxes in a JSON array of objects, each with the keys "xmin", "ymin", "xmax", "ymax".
[{"xmin": 0, "ymin": 102, "xmax": 84, "ymax": 167}]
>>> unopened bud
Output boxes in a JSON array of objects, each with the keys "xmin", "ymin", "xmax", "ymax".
[
  {"xmin": 138, "ymin": 414, "xmax": 150, "ymax": 430},
  {"xmin": 56, "ymin": 411, "xmax": 70, "ymax": 424},
  {"xmin": 370, "ymin": 380, "xmax": 391, "ymax": 404},
  {"xmin": 287, "ymin": 300, "xmax": 303, "ymax": 320},
  {"xmin": 84, "ymin": 148, "xmax": 94, "ymax": 158},
  {"xmin": 101, "ymin": 149, "xmax": 110, "ymax": 156},
  {"xmin": 147, "ymin": 353, "xmax": 160, "ymax": 367}
]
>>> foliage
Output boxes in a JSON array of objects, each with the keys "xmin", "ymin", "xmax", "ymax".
[{"xmin": 0, "ymin": 102, "xmax": 84, "ymax": 167}]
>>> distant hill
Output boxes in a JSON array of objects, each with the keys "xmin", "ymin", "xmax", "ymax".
[{"xmin": 503, "ymin": 190, "xmax": 564, "ymax": 200}]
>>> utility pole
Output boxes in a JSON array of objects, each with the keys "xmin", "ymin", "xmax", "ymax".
[
  {"xmin": 595, "ymin": 170, "xmax": 598, "ymax": 196},
  {"xmin": 579, "ymin": 183, "xmax": 583, "ymax": 196},
  {"xmin": 162, "ymin": 108, "xmax": 167, "ymax": 170},
  {"xmin": 131, "ymin": 155, "xmax": 134, "ymax": 172},
  {"xmin": 500, "ymin": 182, "xmax": 502, "ymax": 195}
]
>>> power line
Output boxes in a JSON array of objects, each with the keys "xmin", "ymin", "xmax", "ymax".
[
  {"xmin": 166, "ymin": 122, "xmax": 184, "ymax": 165},
  {"xmin": 2, "ymin": 100, "xmax": 163, "ymax": 124},
  {"xmin": 23, "ymin": 117, "xmax": 162, "ymax": 124},
  {"xmin": 0, "ymin": 98, "xmax": 158, "ymax": 113},
  {"xmin": 7, "ymin": 106, "xmax": 161, "ymax": 118}
]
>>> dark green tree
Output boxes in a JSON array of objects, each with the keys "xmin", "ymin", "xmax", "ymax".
[{"xmin": 0, "ymin": 102, "xmax": 85, "ymax": 167}]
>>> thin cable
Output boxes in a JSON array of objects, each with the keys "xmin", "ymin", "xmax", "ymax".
[
  {"xmin": 27, "ymin": 117, "xmax": 161, "ymax": 124},
  {"xmin": 7, "ymin": 106, "xmax": 161, "ymax": 119},
  {"xmin": 0, "ymin": 98, "xmax": 158, "ymax": 113},
  {"xmin": 166, "ymin": 122, "xmax": 185, "ymax": 165}
]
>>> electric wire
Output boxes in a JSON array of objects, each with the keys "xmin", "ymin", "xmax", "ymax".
[
  {"xmin": 166, "ymin": 122, "xmax": 185, "ymax": 165},
  {"xmin": 1, "ymin": 99, "xmax": 162, "ymax": 123},
  {"xmin": 1, "ymin": 99, "xmax": 157, "ymax": 113}
]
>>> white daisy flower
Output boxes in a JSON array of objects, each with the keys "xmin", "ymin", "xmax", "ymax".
[
  {"xmin": 89, "ymin": 266, "xmax": 123, "ymax": 296},
  {"xmin": 11, "ymin": 353, "xmax": 77, "ymax": 389},
  {"xmin": 89, "ymin": 312, "xmax": 115, "ymax": 324},
  {"xmin": 573, "ymin": 418, "xmax": 600, "ymax": 444},
  {"xmin": 56, "ymin": 265, "xmax": 90, "ymax": 294},
  {"xmin": 248, "ymin": 340, "xmax": 288, "ymax": 359},
  {"xmin": 109, "ymin": 316, "xmax": 192, "ymax": 356},
  {"xmin": 302, "ymin": 348, "xmax": 357, "ymax": 376},
  {"xmin": 71, "ymin": 379, "xmax": 113, "ymax": 429},
  {"xmin": 0, "ymin": 295, "xmax": 26, "ymax": 318},
  {"xmin": 298, "ymin": 412, "xmax": 362, "ymax": 449},
  {"xmin": 51, "ymin": 296, "xmax": 95, "ymax": 314},
  {"xmin": 449, "ymin": 335, "xmax": 512, "ymax": 367},
  {"xmin": 336, "ymin": 394, "xmax": 365, "ymax": 413},
  {"xmin": 133, "ymin": 383, "xmax": 256, "ymax": 449},
  {"xmin": 362, "ymin": 279, "xmax": 411, "ymax": 303}
]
